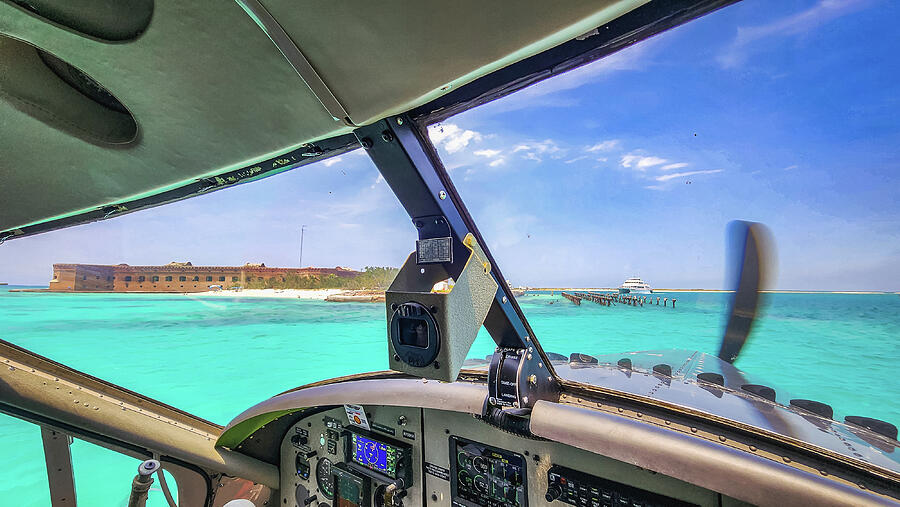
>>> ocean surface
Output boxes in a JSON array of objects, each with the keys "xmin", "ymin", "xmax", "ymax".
[{"xmin": 1, "ymin": 286, "xmax": 898, "ymax": 505}]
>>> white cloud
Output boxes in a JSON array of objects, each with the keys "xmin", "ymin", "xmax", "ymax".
[
  {"xmin": 655, "ymin": 169, "xmax": 723, "ymax": 182},
  {"xmin": 783, "ymin": 164, "xmax": 799, "ymax": 171},
  {"xmin": 564, "ymin": 155, "xmax": 589, "ymax": 164},
  {"xmin": 369, "ymin": 173, "xmax": 385, "ymax": 189},
  {"xmin": 660, "ymin": 162, "xmax": 689, "ymax": 171},
  {"xmin": 718, "ymin": 0, "xmax": 873, "ymax": 68},
  {"xmin": 644, "ymin": 185, "xmax": 665, "ymax": 191},
  {"xmin": 621, "ymin": 154, "xmax": 668, "ymax": 170},
  {"xmin": 513, "ymin": 139, "xmax": 564, "ymax": 163},
  {"xmin": 489, "ymin": 159, "xmax": 505, "ymax": 167},
  {"xmin": 519, "ymin": 140, "xmax": 562, "ymax": 154},
  {"xmin": 322, "ymin": 157, "xmax": 343, "ymax": 167},
  {"xmin": 586, "ymin": 140, "xmax": 620, "ymax": 152},
  {"xmin": 474, "ymin": 149, "xmax": 502, "ymax": 158},
  {"xmin": 428, "ymin": 123, "xmax": 483, "ymax": 153}
]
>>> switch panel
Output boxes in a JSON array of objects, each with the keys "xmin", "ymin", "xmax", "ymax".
[{"xmin": 546, "ymin": 465, "xmax": 697, "ymax": 507}]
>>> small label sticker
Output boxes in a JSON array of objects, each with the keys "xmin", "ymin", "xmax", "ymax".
[
  {"xmin": 425, "ymin": 462, "xmax": 450, "ymax": 481},
  {"xmin": 344, "ymin": 404, "xmax": 370, "ymax": 430},
  {"xmin": 402, "ymin": 429, "xmax": 416, "ymax": 440},
  {"xmin": 416, "ymin": 237, "xmax": 452, "ymax": 263},
  {"xmin": 371, "ymin": 421, "xmax": 396, "ymax": 436}
]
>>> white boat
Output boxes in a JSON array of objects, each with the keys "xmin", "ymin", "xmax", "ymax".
[{"xmin": 618, "ymin": 277, "xmax": 653, "ymax": 294}]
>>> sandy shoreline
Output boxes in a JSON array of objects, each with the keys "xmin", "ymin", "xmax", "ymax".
[{"xmin": 187, "ymin": 288, "xmax": 345, "ymax": 299}]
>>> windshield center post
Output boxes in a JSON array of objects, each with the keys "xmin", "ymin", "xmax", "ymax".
[{"xmin": 355, "ymin": 116, "xmax": 560, "ymax": 410}]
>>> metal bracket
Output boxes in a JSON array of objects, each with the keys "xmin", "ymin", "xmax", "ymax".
[{"xmin": 41, "ymin": 427, "xmax": 76, "ymax": 507}]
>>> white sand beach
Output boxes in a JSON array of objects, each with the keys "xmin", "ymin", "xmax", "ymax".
[{"xmin": 187, "ymin": 288, "xmax": 345, "ymax": 299}]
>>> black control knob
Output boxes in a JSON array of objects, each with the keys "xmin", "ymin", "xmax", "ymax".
[
  {"xmin": 303, "ymin": 494, "xmax": 318, "ymax": 506},
  {"xmin": 545, "ymin": 484, "xmax": 562, "ymax": 502},
  {"xmin": 291, "ymin": 434, "xmax": 309, "ymax": 446},
  {"xmin": 303, "ymin": 450, "xmax": 317, "ymax": 459}
]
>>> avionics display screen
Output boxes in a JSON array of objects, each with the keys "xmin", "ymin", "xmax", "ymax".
[{"xmin": 350, "ymin": 433, "xmax": 401, "ymax": 478}]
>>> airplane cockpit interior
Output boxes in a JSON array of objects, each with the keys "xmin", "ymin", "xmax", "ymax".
[{"xmin": 1, "ymin": 1, "xmax": 898, "ymax": 506}]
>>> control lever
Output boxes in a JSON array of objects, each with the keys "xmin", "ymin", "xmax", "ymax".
[
  {"xmin": 303, "ymin": 494, "xmax": 318, "ymax": 506},
  {"xmin": 382, "ymin": 479, "xmax": 407, "ymax": 507}
]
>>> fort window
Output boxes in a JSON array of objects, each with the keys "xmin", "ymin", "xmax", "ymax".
[
  {"xmin": 138, "ymin": 276, "xmax": 145, "ymax": 282},
  {"xmin": 82, "ymin": 275, "xmax": 87, "ymax": 280},
  {"xmin": 206, "ymin": 276, "xmax": 213, "ymax": 282},
  {"xmin": 179, "ymin": 276, "xmax": 186, "ymax": 281},
  {"xmin": 192, "ymin": 276, "xmax": 199, "ymax": 281},
  {"xmin": 124, "ymin": 276, "xmax": 132, "ymax": 282},
  {"xmin": 151, "ymin": 276, "xmax": 159, "ymax": 282},
  {"xmin": 218, "ymin": 276, "xmax": 225, "ymax": 282},
  {"xmin": 232, "ymin": 276, "xmax": 239, "ymax": 282},
  {"xmin": 165, "ymin": 276, "xmax": 173, "ymax": 282}
]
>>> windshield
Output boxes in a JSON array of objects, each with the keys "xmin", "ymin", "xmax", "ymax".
[
  {"xmin": 1, "ymin": 0, "xmax": 899, "ymax": 501},
  {"xmin": 439, "ymin": 0, "xmax": 898, "ymax": 467}
]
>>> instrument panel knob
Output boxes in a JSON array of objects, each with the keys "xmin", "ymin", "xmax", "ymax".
[{"xmin": 545, "ymin": 484, "xmax": 562, "ymax": 502}]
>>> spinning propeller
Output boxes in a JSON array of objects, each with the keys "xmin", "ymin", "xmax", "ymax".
[{"xmin": 718, "ymin": 221, "xmax": 775, "ymax": 364}]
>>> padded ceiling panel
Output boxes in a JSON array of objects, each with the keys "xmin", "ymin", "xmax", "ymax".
[
  {"xmin": 0, "ymin": 1, "xmax": 344, "ymax": 231},
  {"xmin": 0, "ymin": 0, "xmax": 645, "ymax": 232},
  {"xmin": 262, "ymin": 0, "xmax": 644, "ymax": 125}
]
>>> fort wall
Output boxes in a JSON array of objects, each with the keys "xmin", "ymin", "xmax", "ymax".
[{"xmin": 48, "ymin": 263, "xmax": 359, "ymax": 293}]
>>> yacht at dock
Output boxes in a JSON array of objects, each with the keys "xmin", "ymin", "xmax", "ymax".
[{"xmin": 618, "ymin": 277, "xmax": 653, "ymax": 294}]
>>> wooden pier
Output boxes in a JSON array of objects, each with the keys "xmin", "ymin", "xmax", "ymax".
[
  {"xmin": 559, "ymin": 291, "xmax": 675, "ymax": 309},
  {"xmin": 561, "ymin": 292, "xmax": 582, "ymax": 305}
]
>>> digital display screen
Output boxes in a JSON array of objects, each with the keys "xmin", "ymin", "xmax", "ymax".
[{"xmin": 350, "ymin": 433, "xmax": 399, "ymax": 478}]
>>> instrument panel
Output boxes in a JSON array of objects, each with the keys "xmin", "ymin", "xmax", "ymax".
[
  {"xmin": 450, "ymin": 437, "xmax": 526, "ymax": 506},
  {"xmin": 279, "ymin": 406, "xmax": 742, "ymax": 507}
]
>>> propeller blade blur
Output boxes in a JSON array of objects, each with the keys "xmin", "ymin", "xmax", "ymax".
[{"xmin": 718, "ymin": 221, "xmax": 775, "ymax": 364}]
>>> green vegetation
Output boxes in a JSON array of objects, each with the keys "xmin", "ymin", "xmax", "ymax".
[{"xmin": 242, "ymin": 266, "xmax": 398, "ymax": 290}]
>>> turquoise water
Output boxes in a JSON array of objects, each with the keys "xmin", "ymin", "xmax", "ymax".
[{"xmin": 1, "ymin": 286, "xmax": 898, "ymax": 505}]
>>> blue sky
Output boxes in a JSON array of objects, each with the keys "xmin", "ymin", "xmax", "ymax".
[{"xmin": 1, "ymin": 0, "xmax": 898, "ymax": 290}]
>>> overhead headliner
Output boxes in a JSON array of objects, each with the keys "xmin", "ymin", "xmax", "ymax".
[
  {"xmin": 0, "ymin": 0, "xmax": 649, "ymax": 234},
  {"xmin": 0, "ymin": 0, "xmax": 735, "ymax": 238}
]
